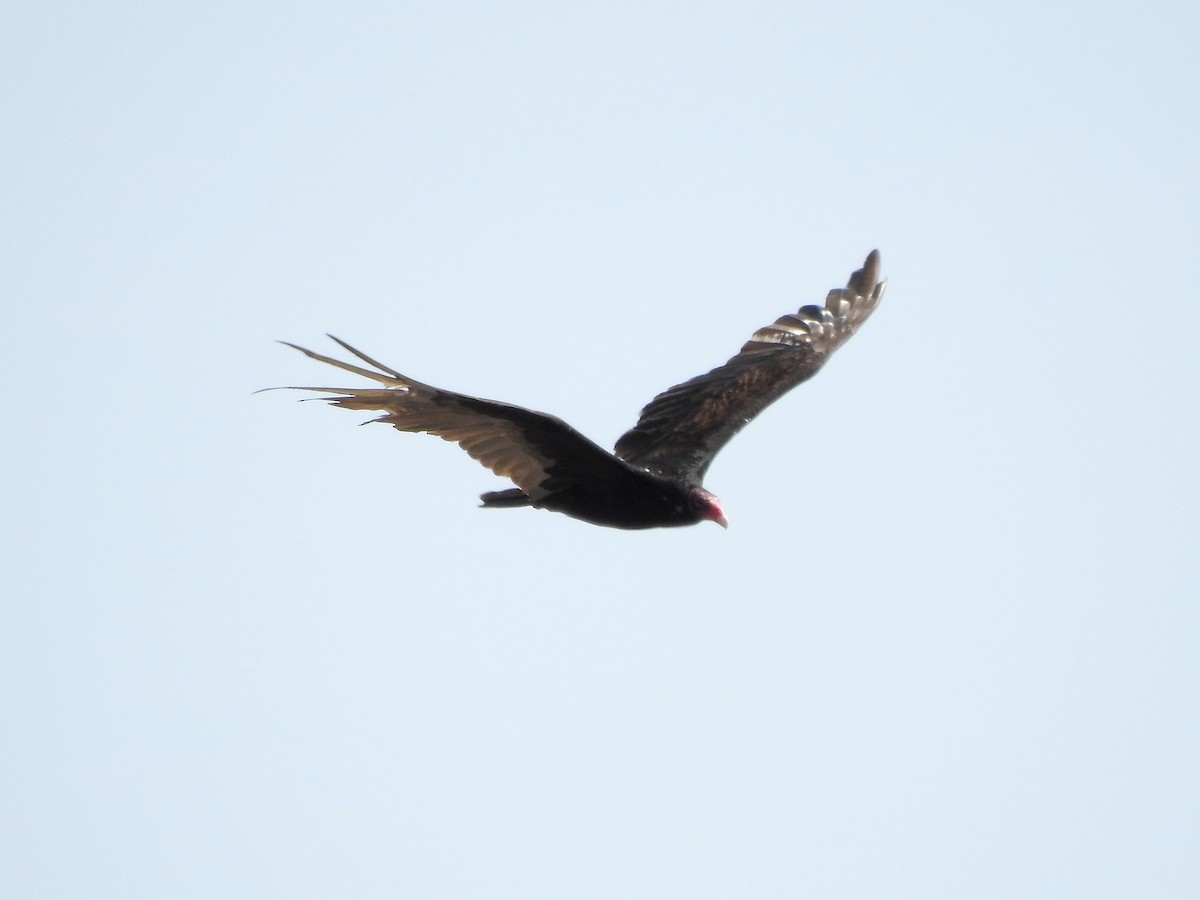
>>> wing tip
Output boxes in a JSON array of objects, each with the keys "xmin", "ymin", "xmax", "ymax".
[
  {"xmin": 853, "ymin": 250, "xmax": 884, "ymax": 296},
  {"xmin": 270, "ymin": 336, "xmax": 412, "ymax": 389},
  {"xmin": 839, "ymin": 249, "xmax": 886, "ymax": 311}
]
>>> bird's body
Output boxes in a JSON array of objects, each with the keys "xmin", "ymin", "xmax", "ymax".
[{"xmin": 273, "ymin": 251, "xmax": 885, "ymax": 530}]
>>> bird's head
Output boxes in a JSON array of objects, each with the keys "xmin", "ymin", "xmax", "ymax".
[{"xmin": 689, "ymin": 487, "xmax": 728, "ymax": 529}]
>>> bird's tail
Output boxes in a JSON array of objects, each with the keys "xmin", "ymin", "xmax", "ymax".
[{"xmin": 479, "ymin": 488, "xmax": 532, "ymax": 508}]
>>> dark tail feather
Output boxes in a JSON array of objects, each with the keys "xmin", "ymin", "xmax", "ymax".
[{"xmin": 480, "ymin": 488, "xmax": 532, "ymax": 508}]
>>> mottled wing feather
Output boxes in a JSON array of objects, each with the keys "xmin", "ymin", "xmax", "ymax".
[
  {"xmin": 614, "ymin": 251, "xmax": 886, "ymax": 480},
  {"xmin": 275, "ymin": 336, "xmax": 643, "ymax": 502}
]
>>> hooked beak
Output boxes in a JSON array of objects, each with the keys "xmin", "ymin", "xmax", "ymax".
[{"xmin": 693, "ymin": 487, "xmax": 727, "ymax": 529}]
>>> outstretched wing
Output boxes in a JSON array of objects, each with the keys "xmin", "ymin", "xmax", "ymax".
[
  {"xmin": 614, "ymin": 251, "xmax": 885, "ymax": 481},
  {"xmin": 272, "ymin": 336, "xmax": 647, "ymax": 503}
]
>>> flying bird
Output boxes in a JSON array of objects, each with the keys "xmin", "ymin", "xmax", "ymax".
[{"xmin": 272, "ymin": 251, "xmax": 885, "ymax": 530}]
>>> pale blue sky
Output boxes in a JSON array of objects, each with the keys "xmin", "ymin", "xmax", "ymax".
[{"xmin": 3, "ymin": 1, "xmax": 1198, "ymax": 897}]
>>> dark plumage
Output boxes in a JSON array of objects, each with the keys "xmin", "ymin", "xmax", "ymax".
[{"xmin": 271, "ymin": 251, "xmax": 885, "ymax": 529}]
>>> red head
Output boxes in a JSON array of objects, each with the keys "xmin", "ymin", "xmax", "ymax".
[{"xmin": 689, "ymin": 487, "xmax": 728, "ymax": 529}]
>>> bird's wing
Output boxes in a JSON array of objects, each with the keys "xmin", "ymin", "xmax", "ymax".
[
  {"xmin": 272, "ymin": 336, "xmax": 646, "ymax": 502},
  {"xmin": 614, "ymin": 251, "xmax": 885, "ymax": 481}
]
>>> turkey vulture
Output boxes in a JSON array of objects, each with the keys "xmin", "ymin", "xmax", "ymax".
[{"xmin": 272, "ymin": 251, "xmax": 885, "ymax": 529}]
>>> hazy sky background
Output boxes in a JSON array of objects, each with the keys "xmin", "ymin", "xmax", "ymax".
[{"xmin": 4, "ymin": 1, "xmax": 1198, "ymax": 897}]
